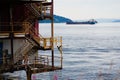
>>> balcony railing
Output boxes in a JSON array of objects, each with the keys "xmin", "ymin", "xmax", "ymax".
[
  {"xmin": 40, "ymin": 36, "xmax": 62, "ymax": 50},
  {"xmin": 28, "ymin": 54, "xmax": 62, "ymax": 69},
  {"xmin": 0, "ymin": 22, "xmax": 31, "ymax": 33}
]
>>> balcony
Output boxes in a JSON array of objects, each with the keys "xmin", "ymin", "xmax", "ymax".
[
  {"xmin": 27, "ymin": 54, "xmax": 62, "ymax": 73},
  {"xmin": 0, "ymin": 53, "xmax": 62, "ymax": 74}
]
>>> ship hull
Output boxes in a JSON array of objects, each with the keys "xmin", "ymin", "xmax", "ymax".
[{"xmin": 66, "ymin": 21, "xmax": 96, "ymax": 24}]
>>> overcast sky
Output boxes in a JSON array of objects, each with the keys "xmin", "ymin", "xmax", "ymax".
[{"xmin": 54, "ymin": 0, "xmax": 120, "ymax": 20}]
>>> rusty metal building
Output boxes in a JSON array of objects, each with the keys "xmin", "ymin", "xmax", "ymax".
[{"xmin": 0, "ymin": 0, "xmax": 63, "ymax": 80}]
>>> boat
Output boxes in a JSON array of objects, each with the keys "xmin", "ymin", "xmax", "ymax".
[{"xmin": 66, "ymin": 19, "xmax": 98, "ymax": 25}]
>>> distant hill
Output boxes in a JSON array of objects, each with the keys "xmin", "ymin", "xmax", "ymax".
[
  {"xmin": 39, "ymin": 16, "xmax": 120, "ymax": 23},
  {"xmin": 39, "ymin": 15, "xmax": 72, "ymax": 23},
  {"xmin": 75, "ymin": 19, "xmax": 120, "ymax": 23},
  {"xmin": 113, "ymin": 19, "xmax": 120, "ymax": 22},
  {"xmin": 95, "ymin": 19, "xmax": 120, "ymax": 23}
]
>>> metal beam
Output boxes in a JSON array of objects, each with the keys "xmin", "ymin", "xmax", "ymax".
[{"xmin": 51, "ymin": 0, "xmax": 54, "ymax": 68}]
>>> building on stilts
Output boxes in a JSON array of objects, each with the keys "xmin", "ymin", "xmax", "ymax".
[{"xmin": 0, "ymin": 0, "xmax": 63, "ymax": 79}]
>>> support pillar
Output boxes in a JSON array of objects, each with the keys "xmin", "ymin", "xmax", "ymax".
[
  {"xmin": 51, "ymin": 0, "xmax": 54, "ymax": 69},
  {"xmin": 10, "ymin": 33, "xmax": 14, "ymax": 64},
  {"xmin": 26, "ymin": 67, "xmax": 32, "ymax": 80}
]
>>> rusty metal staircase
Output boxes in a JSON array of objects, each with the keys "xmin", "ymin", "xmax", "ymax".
[
  {"xmin": 14, "ymin": 38, "xmax": 36, "ymax": 64},
  {"xmin": 25, "ymin": 3, "xmax": 40, "ymax": 18},
  {"xmin": 24, "ymin": 1, "xmax": 53, "ymax": 20}
]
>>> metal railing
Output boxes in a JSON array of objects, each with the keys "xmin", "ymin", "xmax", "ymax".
[
  {"xmin": 40, "ymin": 36, "xmax": 62, "ymax": 49},
  {"xmin": 40, "ymin": 37, "xmax": 52, "ymax": 49},
  {"xmin": 0, "ymin": 22, "xmax": 31, "ymax": 33},
  {"xmin": 28, "ymin": 54, "xmax": 62, "ymax": 68}
]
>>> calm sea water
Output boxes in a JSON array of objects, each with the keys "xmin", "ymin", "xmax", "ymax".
[
  {"xmin": 5, "ymin": 23, "xmax": 120, "ymax": 80},
  {"xmin": 39, "ymin": 23, "xmax": 120, "ymax": 80}
]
